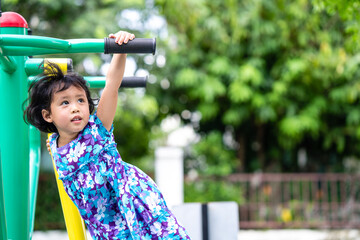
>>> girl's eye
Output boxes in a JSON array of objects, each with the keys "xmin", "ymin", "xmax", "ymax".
[
  {"xmin": 78, "ymin": 98, "xmax": 85, "ymax": 103},
  {"xmin": 61, "ymin": 101, "xmax": 69, "ymax": 105}
]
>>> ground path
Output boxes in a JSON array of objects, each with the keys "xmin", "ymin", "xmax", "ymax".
[{"xmin": 32, "ymin": 229, "xmax": 360, "ymax": 240}]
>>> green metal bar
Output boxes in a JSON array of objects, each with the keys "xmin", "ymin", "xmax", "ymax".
[
  {"xmin": 1, "ymin": 39, "xmax": 104, "ymax": 56},
  {"xmin": 28, "ymin": 76, "xmax": 147, "ymax": 89},
  {"xmin": 84, "ymin": 76, "xmax": 107, "ymax": 88},
  {"xmin": 27, "ymin": 75, "xmax": 107, "ymax": 87},
  {"xmin": 1, "ymin": 38, "xmax": 155, "ymax": 56},
  {"xmin": 28, "ymin": 76, "xmax": 107, "ymax": 87},
  {"xmin": 0, "ymin": 25, "xmax": 30, "ymax": 240},
  {"xmin": 0, "ymin": 47, "xmax": 17, "ymax": 73},
  {"xmin": 0, "ymin": 53, "xmax": 16, "ymax": 73},
  {"xmin": 67, "ymin": 39, "xmax": 105, "ymax": 53},
  {"xmin": 24, "ymin": 58, "xmax": 44, "ymax": 76},
  {"xmin": 29, "ymin": 125, "xmax": 41, "ymax": 239},
  {"xmin": 0, "ymin": 148, "xmax": 8, "ymax": 240},
  {"xmin": 25, "ymin": 58, "xmax": 73, "ymax": 76},
  {"xmin": 84, "ymin": 76, "xmax": 147, "ymax": 88},
  {"xmin": 0, "ymin": 34, "xmax": 71, "ymax": 50},
  {"xmin": 2, "ymin": 46, "xmax": 64, "ymax": 56}
]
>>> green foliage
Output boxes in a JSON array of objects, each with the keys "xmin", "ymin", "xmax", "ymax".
[
  {"xmin": 314, "ymin": 0, "xmax": 360, "ymax": 51},
  {"xmin": 34, "ymin": 173, "xmax": 65, "ymax": 230},
  {"xmin": 190, "ymin": 131, "xmax": 237, "ymax": 176},
  {"xmin": 113, "ymin": 91, "xmax": 159, "ymax": 172},
  {"xmin": 154, "ymin": 0, "xmax": 360, "ymax": 173},
  {"xmin": 184, "ymin": 179, "xmax": 244, "ymax": 204}
]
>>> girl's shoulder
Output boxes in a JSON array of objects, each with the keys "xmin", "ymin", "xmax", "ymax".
[
  {"xmin": 48, "ymin": 132, "xmax": 58, "ymax": 151},
  {"xmin": 88, "ymin": 113, "xmax": 114, "ymax": 140}
]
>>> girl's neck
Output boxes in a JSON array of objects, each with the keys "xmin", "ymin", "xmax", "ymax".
[{"xmin": 57, "ymin": 133, "xmax": 79, "ymax": 148}]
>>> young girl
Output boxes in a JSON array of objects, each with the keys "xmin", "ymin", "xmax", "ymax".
[{"xmin": 24, "ymin": 31, "xmax": 191, "ymax": 240}]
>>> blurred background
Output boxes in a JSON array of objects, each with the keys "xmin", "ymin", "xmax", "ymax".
[{"xmin": 4, "ymin": 0, "xmax": 360, "ymax": 235}]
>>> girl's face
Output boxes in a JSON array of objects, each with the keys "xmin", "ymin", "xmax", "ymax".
[{"xmin": 42, "ymin": 85, "xmax": 90, "ymax": 143}]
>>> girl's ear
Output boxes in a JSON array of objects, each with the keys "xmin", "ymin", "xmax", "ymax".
[{"xmin": 42, "ymin": 109, "xmax": 53, "ymax": 123}]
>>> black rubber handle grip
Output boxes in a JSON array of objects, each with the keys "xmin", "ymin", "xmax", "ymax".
[
  {"xmin": 104, "ymin": 38, "xmax": 156, "ymax": 55},
  {"xmin": 121, "ymin": 76, "xmax": 147, "ymax": 88}
]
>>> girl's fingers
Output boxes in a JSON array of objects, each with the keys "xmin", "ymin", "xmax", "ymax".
[
  {"xmin": 46, "ymin": 139, "xmax": 51, "ymax": 154},
  {"xmin": 115, "ymin": 32, "xmax": 122, "ymax": 44},
  {"xmin": 110, "ymin": 31, "xmax": 135, "ymax": 45},
  {"xmin": 118, "ymin": 32, "xmax": 126, "ymax": 45},
  {"xmin": 123, "ymin": 33, "xmax": 135, "ymax": 44},
  {"xmin": 124, "ymin": 34, "xmax": 130, "ymax": 44}
]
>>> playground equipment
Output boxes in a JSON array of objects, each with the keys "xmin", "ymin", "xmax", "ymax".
[
  {"xmin": 49, "ymin": 131, "xmax": 88, "ymax": 240},
  {"xmin": 0, "ymin": 148, "xmax": 7, "ymax": 240},
  {"xmin": 0, "ymin": 11, "xmax": 155, "ymax": 240}
]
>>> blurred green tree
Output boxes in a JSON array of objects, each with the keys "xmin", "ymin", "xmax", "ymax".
[
  {"xmin": 153, "ymin": 0, "xmax": 360, "ymax": 174},
  {"xmin": 314, "ymin": 0, "xmax": 360, "ymax": 51}
]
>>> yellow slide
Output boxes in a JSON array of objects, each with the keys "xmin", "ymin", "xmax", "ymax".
[{"xmin": 48, "ymin": 134, "xmax": 87, "ymax": 240}]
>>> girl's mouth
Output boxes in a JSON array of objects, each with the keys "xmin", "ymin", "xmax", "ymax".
[{"xmin": 71, "ymin": 116, "xmax": 82, "ymax": 122}]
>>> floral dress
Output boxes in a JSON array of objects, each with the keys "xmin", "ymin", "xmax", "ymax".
[{"xmin": 49, "ymin": 114, "xmax": 191, "ymax": 240}]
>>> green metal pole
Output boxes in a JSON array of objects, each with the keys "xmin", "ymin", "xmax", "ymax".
[
  {"xmin": 0, "ymin": 13, "xmax": 30, "ymax": 240},
  {"xmin": 0, "ymin": 34, "xmax": 70, "ymax": 49},
  {"xmin": 1, "ymin": 37, "xmax": 104, "ymax": 56},
  {"xmin": 29, "ymin": 126, "xmax": 40, "ymax": 239},
  {"xmin": 0, "ymin": 36, "xmax": 156, "ymax": 56},
  {"xmin": 0, "ymin": 148, "xmax": 8, "ymax": 240},
  {"xmin": 24, "ymin": 58, "xmax": 44, "ymax": 76},
  {"xmin": 0, "ymin": 51, "xmax": 16, "ymax": 73}
]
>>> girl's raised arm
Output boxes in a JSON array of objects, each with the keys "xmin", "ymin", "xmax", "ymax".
[{"xmin": 97, "ymin": 31, "xmax": 135, "ymax": 131}]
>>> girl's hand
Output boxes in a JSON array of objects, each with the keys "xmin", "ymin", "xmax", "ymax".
[
  {"xmin": 97, "ymin": 31, "xmax": 134, "ymax": 131},
  {"xmin": 108, "ymin": 31, "xmax": 135, "ymax": 45},
  {"xmin": 46, "ymin": 139, "xmax": 51, "ymax": 154}
]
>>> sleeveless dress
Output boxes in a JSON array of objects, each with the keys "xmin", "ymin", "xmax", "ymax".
[{"xmin": 49, "ymin": 114, "xmax": 191, "ymax": 240}]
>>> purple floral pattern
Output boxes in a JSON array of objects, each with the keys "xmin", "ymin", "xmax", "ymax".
[{"xmin": 50, "ymin": 114, "xmax": 191, "ymax": 240}]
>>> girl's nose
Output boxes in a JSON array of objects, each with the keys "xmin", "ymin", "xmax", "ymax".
[{"xmin": 71, "ymin": 104, "xmax": 80, "ymax": 113}]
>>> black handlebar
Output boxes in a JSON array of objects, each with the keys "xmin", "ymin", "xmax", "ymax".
[
  {"xmin": 121, "ymin": 76, "xmax": 147, "ymax": 88},
  {"xmin": 104, "ymin": 38, "xmax": 156, "ymax": 55}
]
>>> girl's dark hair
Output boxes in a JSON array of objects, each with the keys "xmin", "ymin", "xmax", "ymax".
[{"xmin": 24, "ymin": 61, "xmax": 95, "ymax": 133}]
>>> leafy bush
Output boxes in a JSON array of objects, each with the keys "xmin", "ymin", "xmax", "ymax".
[
  {"xmin": 34, "ymin": 173, "xmax": 65, "ymax": 230},
  {"xmin": 184, "ymin": 178, "xmax": 244, "ymax": 204}
]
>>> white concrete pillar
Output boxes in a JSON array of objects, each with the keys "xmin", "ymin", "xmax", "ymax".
[
  {"xmin": 172, "ymin": 202, "xmax": 239, "ymax": 240},
  {"xmin": 155, "ymin": 147, "xmax": 184, "ymax": 208}
]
